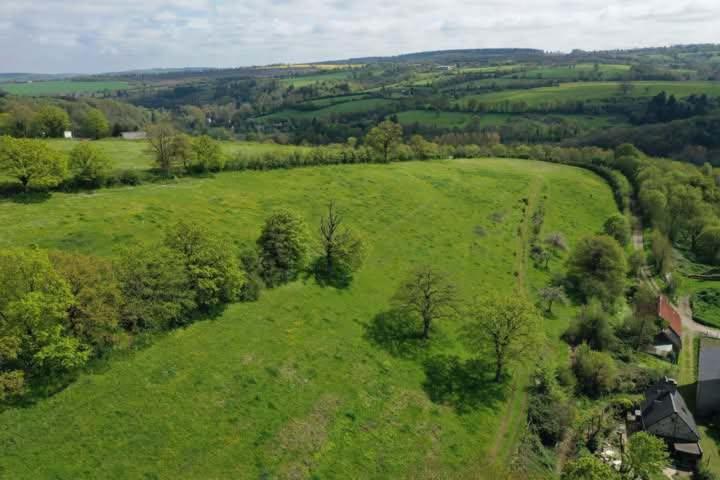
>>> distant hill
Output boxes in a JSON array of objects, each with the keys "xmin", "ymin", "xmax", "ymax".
[{"xmin": 328, "ymin": 48, "xmax": 545, "ymax": 65}]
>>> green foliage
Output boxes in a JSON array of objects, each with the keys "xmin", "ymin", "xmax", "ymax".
[
  {"xmin": 602, "ymin": 214, "xmax": 630, "ymax": 246},
  {"xmin": 49, "ymin": 251, "xmax": 123, "ymax": 352},
  {"xmin": 316, "ymin": 202, "xmax": 366, "ymax": 287},
  {"xmin": 0, "ymin": 136, "xmax": 67, "ymax": 191},
  {"xmin": 32, "ymin": 105, "xmax": 70, "ymax": 137},
  {"xmin": 566, "ymin": 235, "xmax": 627, "ymax": 307},
  {"xmin": 565, "ymin": 300, "xmax": 616, "ymax": 351},
  {"xmin": 465, "ymin": 295, "xmax": 539, "ymax": 382},
  {"xmin": 69, "ymin": 142, "xmax": 113, "ymax": 187},
  {"xmin": 257, "ymin": 210, "xmax": 309, "ymax": 287},
  {"xmin": 573, "ymin": 343, "xmax": 618, "ymax": 397},
  {"xmin": 692, "ymin": 288, "xmax": 720, "ymax": 328},
  {"xmin": 392, "ymin": 267, "xmax": 457, "ymax": 340},
  {"xmin": 0, "ymin": 248, "xmax": 88, "ymax": 397},
  {"xmin": 146, "ymin": 123, "xmax": 181, "ymax": 175},
  {"xmin": 190, "ymin": 135, "xmax": 225, "ymax": 172},
  {"xmin": 364, "ymin": 119, "xmax": 403, "ymax": 163},
  {"xmin": 562, "ymin": 455, "xmax": 619, "ymax": 480},
  {"xmin": 650, "ymin": 229, "xmax": 673, "ymax": 275},
  {"xmin": 697, "ymin": 226, "xmax": 720, "ymax": 265},
  {"xmin": 527, "ymin": 366, "xmax": 575, "ymax": 446},
  {"xmin": 537, "ymin": 285, "xmax": 568, "ymax": 313},
  {"xmin": 81, "ymin": 108, "xmax": 110, "ymax": 139},
  {"xmin": 164, "ymin": 221, "xmax": 245, "ymax": 310},
  {"xmin": 621, "ymin": 432, "xmax": 669, "ymax": 480},
  {"xmin": 116, "ymin": 245, "xmax": 196, "ymax": 331}
]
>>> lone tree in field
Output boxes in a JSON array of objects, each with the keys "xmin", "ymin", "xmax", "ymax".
[
  {"xmin": 544, "ymin": 231, "xmax": 569, "ymax": 256},
  {"xmin": 257, "ymin": 210, "xmax": 309, "ymax": 287},
  {"xmin": 0, "ymin": 136, "xmax": 67, "ymax": 192},
  {"xmin": 365, "ymin": 119, "xmax": 403, "ymax": 163},
  {"xmin": 146, "ymin": 123, "xmax": 181, "ymax": 175},
  {"xmin": 466, "ymin": 295, "xmax": 538, "ymax": 382},
  {"xmin": 538, "ymin": 285, "xmax": 568, "ymax": 314},
  {"xmin": 316, "ymin": 201, "xmax": 365, "ymax": 286},
  {"xmin": 392, "ymin": 267, "xmax": 458, "ymax": 340}
]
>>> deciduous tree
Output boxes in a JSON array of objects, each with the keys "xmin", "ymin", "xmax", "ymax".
[
  {"xmin": 69, "ymin": 142, "xmax": 113, "ymax": 187},
  {"xmin": 257, "ymin": 210, "xmax": 309, "ymax": 287},
  {"xmin": 0, "ymin": 136, "xmax": 67, "ymax": 191},
  {"xmin": 466, "ymin": 295, "xmax": 538, "ymax": 382},
  {"xmin": 365, "ymin": 120, "xmax": 403, "ymax": 163},
  {"xmin": 164, "ymin": 221, "xmax": 244, "ymax": 309},
  {"xmin": 392, "ymin": 267, "xmax": 457, "ymax": 340},
  {"xmin": 566, "ymin": 235, "xmax": 627, "ymax": 307},
  {"xmin": 621, "ymin": 432, "xmax": 669, "ymax": 480}
]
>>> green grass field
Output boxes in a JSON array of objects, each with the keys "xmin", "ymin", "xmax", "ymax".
[
  {"xmin": 259, "ymin": 98, "xmax": 394, "ymax": 121},
  {"xmin": 514, "ymin": 63, "xmax": 631, "ymax": 80},
  {"xmin": 459, "ymin": 81, "xmax": 720, "ymax": 107},
  {"xmin": 41, "ymin": 139, "xmax": 310, "ymax": 171},
  {"xmin": 0, "ymin": 80, "xmax": 131, "ymax": 96},
  {"xmin": 279, "ymin": 70, "xmax": 355, "ymax": 88},
  {"xmin": 0, "ymin": 158, "xmax": 616, "ymax": 478}
]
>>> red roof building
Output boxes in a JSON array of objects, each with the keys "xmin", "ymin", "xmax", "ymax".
[{"xmin": 658, "ymin": 295, "xmax": 683, "ymax": 352}]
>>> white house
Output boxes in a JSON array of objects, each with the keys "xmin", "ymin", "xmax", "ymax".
[{"xmin": 64, "ymin": 131, "xmax": 73, "ymax": 139}]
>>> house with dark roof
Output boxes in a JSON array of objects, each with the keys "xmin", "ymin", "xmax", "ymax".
[
  {"xmin": 640, "ymin": 377, "xmax": 702, "ymax": 464},
  {"xmin": 697, "ymin": 337, "xmax": 720, "ymax": 417},
  {"xmin": 652, "ymin": 296, "xmax": 683, "ymax": 359}
]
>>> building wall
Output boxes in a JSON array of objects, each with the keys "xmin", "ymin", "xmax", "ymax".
[{"xmin": 697, "ymin": 379, "xmax": 720, "ymax": 417}]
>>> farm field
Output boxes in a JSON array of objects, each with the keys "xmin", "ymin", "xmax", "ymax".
[
  {"xmin": 279, "ymin": 70, "xmax": 355, "ymax": 87},
  {"xmin": 458, "ymin": 81, "xmax": 720, "ymax": 107},
  {"xmin": 259, "ymin": 98, "xmax": 394, "ymax": 120},
  {"xmin": 513, "ymin": 63, "xmax": 631, "ymax": 80},
  {"xmin": 0, "ymin": 80, "xmax": 131, "ymax": 96},
  {"xmin": 0, "ymin": 158, "xmax": 616, "ymax": 478}
]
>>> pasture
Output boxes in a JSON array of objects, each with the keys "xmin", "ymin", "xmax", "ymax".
[
  {"xmin": 0, "ymin": 80, "xmax": 131, "ymax": 96},
  {"xmin": 42, "ymin": 138, "xmax": 310, "ymax": 171},
  {"xmin": 0, "ymin": 158, "xmax": 616, "ymax": 478},
  {"xmin": 259, "ymin": 98, "xmax": 394, "ymax": 120},
  {"xmin": 459, "ymin": 81, "xmax": 720, "ymax": 107}
]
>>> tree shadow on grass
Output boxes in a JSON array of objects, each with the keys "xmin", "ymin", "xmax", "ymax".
[
  {"xmin": 309, "ymin": 258, "xmax": 354, "ymax": 290},
  {"xmin": 422, "ymin": 355, "xmax": 507, "ymax": 414},
  {"xmin": 3, "ymin": 191, "xmax": 52, "ymax": 204},
  {"xmin": 363, "ymin": 309, "xmax": 437, "ymax": 361}
]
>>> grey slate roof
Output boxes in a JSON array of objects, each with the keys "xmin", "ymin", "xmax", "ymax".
[
  {"xmin": 699, "ymin": 338, "xmax": 720, "ymax": 383},
  {"xmin": 642, "ymin": 377, "xmax": 700, "ymax": 442}
]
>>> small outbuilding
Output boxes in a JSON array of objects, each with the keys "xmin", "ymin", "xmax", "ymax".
[
  {"xmin": 63, "ymin": 130, "xmax": 73, "ymax": 139},
  {"xmin": 651, "ymin": 296, "xmax": 683, "ymax": 359},
  {"xmin": 697, "ymin": 337, "xmax": 720, "ymax": 417},
  {"xmin": 121, "ymin": 131, "xmax": 147, "ymax": 140}
]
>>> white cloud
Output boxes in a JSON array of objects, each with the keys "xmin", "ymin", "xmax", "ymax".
[{"xmin": 0, "ymin": 0, "xmax": 718, "ymax": 73}]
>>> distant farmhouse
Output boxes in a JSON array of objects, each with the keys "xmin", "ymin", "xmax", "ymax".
[
  {"xmin": 121, "ymin": 131, "xmax": 147, "ymax": 140},
  {"xmin": 632, "ymin": 377, "xmax": 702, "ymax": 467},
  {"xmin": 697, "ymin": 337, "xmax": 720, "ymax": 417},
  {"xmin": 650, "ymin": 296, "xmax": 683, "ymax": 360}
]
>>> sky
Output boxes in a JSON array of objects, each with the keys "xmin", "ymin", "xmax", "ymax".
[{"xmin": 1, "ymin": 0, "xmax": 719, "ymax": 74}]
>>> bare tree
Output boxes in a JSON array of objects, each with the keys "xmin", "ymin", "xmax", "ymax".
[
  {"xmin": 317, "ymin": 202, "xmax": 365, "ymax": 284},
  {"xmin": 393, "ymin": 267, "xmax": 457, "ymax": 340}
]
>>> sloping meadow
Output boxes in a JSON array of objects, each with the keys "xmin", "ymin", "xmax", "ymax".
[{"xmin": 0, "ymin": 158, "xmax": 615, "ymax": 478}]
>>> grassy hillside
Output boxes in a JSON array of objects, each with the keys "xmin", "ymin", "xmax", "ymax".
[
  {"xmin": 459, "ymin": 81, "xmax": 720, "ymax": 107},
  {"xmin": 0, "ymin": 80, "xmax": 131, "ymax": 96},
  {"xmin": 0, "ymin": 159, "xmax": 616, "ymax": 479}
]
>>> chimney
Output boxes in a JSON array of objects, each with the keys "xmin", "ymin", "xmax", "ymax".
[{"xmin": 664, "ymin": 377, "xmax": 678, "ymax": 393}]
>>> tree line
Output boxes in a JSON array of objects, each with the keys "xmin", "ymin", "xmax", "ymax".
[{"xmin": 0, "ymin": 204, "xmax": 364, "ymax": 403}]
